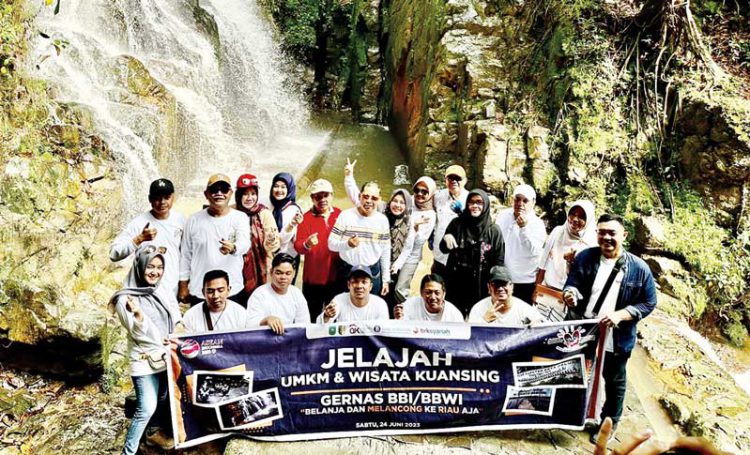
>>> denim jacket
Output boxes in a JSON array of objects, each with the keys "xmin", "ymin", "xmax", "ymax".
[{"xmin": 564, "ymin": 247, "xmax": 657, "ymax": 354}]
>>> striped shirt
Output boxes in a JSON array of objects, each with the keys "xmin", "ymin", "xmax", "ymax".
[{"xmin": 328, "ymin": 207, "xmax": 391, "ymax": 282}]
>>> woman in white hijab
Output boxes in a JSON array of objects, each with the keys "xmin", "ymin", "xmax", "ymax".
[{"xmin": 538, "ymin": 200, "xmax": 597, "ymax": 289}]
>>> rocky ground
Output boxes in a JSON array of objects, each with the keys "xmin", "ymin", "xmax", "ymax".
[{"xmin": 1, "ymin": 307, "xmax": 747, "ymax": 454}]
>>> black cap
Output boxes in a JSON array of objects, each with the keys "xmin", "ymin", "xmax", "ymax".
[
  {"xmin": 149, "ymin": 178, "xmax": 174, "ymax": 198},
  {"xmin": 348, "ymin": 265, "xmax": 373, "ymax": 279},
  {"xmin": 488, "ymin": 266, "xmax": 512, "ymax": 284}
]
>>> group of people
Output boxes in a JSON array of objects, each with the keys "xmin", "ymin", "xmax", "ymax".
[{"xmin": 109, "ymin": 163, "xmax": 658, "ymax": 454}]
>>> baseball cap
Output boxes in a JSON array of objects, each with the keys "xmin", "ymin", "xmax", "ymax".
[
  {"xmin": 206, "ymin": 173, "xmax": 232, "ymax": 189},
  {"xmin": 513, "ymin": 184, "xmax": 536, "ymax": 201},
  {"xmin": 149, "ymin": 178, "xmax": 174, "ymax": 197},
  {"xmin": 309, "ymin": 179, "xmax": 333, "ymax": 195},
  {"xmin": 236, "ymin": 173, "xmax": 259, "ymax": 189},
  {"xmin": 444, "ymin": 165, "xmax": 466, "ymax": 180},
  {"xmin": 348, "ymin": 265, "xmax": 373, "ymax": 279},
  {"xmin": 488, "ymin": 266, "xmax": 512, "ymax": 284}
]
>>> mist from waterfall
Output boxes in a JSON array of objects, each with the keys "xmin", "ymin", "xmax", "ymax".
[{"xmin": 30, "ymin": 0, "xmax": 327, "ymax": 214}]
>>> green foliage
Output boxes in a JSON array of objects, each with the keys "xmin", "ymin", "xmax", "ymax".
[{"xmin": 662, "ymin": 185, "xmax": 750, "ymax": 319}]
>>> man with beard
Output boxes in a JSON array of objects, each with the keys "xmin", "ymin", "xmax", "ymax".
[
  {"xmin": 182, "ymin": 270, "xmax": 247, "ymax": 332},
  {"xmin": 317, "ymin": 266, "xmax": 389, "ymax": 323},
  {"xmin": 294, "ymin": 179, "xmax": 342, "ymax": 319},
  {"xmin": 468, "ymin": 266, "xmax": 543, "ymax": 325},
  {"xmin": 328, "ymin": 181, "xmax": 391, "ymax": 296},
  {"xmin": 110, "ymin": 178, "xmax": 185, "ymax": 301},
  {"xmin": 394, "ymin": 274, "xmax": 463, "ymax": 322},
  {"xmin": 178, "ymin": 174, "xmax": 251, "ymax": 305},
  {"xmin": 562, "ymin": 213, "xmax": 657, "ymax": 442}
]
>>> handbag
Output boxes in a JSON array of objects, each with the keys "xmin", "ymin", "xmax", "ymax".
[{"xmin": 534, "ymin": 269, "xmax": 568, "ymax": 322}]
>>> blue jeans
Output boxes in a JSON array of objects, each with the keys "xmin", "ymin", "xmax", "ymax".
[{"xmin": 123, "ymin": 371, "xmax": 169, "ymax": 455}]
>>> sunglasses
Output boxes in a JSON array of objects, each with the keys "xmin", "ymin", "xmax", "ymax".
[
  {"xmin": 413, "ymin": 188, "xmax": 429, "ymax": 196},
  {"xmin": 141, "ymin": 245, "xmax": 167, "ymax": 255},
  {"xmin": 312, "ymin": 192, "xmax": 330, "ymax": 200},
  {"xmin": 446, "ymin": 175, "xmax": 463, "ymax": 182},
  {"xmin": 490, "ymin": 280, "xmax": 510, "ymax": 288},
  {"xmin": 209, "ymin": 185, "xmax": 231, "ymax": 195}
]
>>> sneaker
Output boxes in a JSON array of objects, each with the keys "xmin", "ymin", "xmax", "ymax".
[
  {"xmin": 145, "ymin": 429, "xmax": 174, "ymax": 450},
  {"xmin": 589, "ymin": 422, "xmax": 617, "ymax": 445}
]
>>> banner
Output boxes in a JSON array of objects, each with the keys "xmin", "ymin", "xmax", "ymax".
[{"xmin": 168, "ymin": 320, "xmax": 606, "ymax": 448}]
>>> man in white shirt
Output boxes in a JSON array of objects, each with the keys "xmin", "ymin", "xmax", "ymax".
[
  {"xmin": 495, "ymin": 184, "xmax": 547, "ymax": 304},
  {"xmin": 394, "ymin": 274, "xmax": 463, "ymax": 322},
  {"xmin": 110, "ymin": 178, "xmax": 185, "ymax": 299},
  {"xmin": 431, "ymin": 165, "xmax": 469, "ymax": 278},
  {"xmin": 182, "ymin": 270, "xmax": 248, "ymax": 332},
  {"xmin": 178, "ymin": 174, "xmax": 251, "ymax": 306},
  {"xmin": 328, "ymin": 182, "xmax": 391, "ymax": 296},
  {"xmin": 468, "ymin": 266, "xmax": 544, "ymax": 325},
  {"xmin": 247, "ymin": 253, "xmax": 310, "ymax": 334},
  {"xmin": 317, "ymin": 265, "xmax": 389, "ymax": 323}
]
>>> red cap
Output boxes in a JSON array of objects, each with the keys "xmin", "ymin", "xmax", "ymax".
[{"xmin": 236, "ymin": 173, "xmax": 259, "ymax": 189}]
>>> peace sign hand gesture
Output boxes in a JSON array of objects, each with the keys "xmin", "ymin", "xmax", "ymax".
[{"xmin": 344, "ymin": 157, "xmax": 357, "ymax": 177}]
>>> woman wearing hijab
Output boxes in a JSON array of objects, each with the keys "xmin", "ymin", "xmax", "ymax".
[
  {"xmin": 440, "ymin": 189, "xmax": 505, "ymax": 317},
  {"xmin": 383, "ymin": 189, "xmax": 413, "ymax": 309},
  {"xmin": 534, "ymin": 200, "xmax": 597, "ymax": 321},
  {"xmin": 269, "ymin": 172, "xmax": 303, "ymax": 282},
  {"xmin": 110, "ymin": 246, "xmax": 184, "ymax": 454},
  {"xmin": 538, "ymin": 200, "xmax": 597, "ymax": 289},
  {"xmin": 234, "ymin": 174, "xmax": 280, "ymax": 302},
  {"xmin": 391, "ymin": 176, "xmax": 436, "ymax": 303}
]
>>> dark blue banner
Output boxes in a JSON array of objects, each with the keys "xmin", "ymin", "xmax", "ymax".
[{"xmin": 168, "ymin": 321, "xmax": 606, "ymax": 448}]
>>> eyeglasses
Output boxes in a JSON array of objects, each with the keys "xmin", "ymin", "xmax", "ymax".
[
  {"xmin": 446, "ymin": 175, "xmax": 463, "ymax": 182},
  {"xmin": 413, "ymin": 188, "xmax": 429, "ymax": 196}
]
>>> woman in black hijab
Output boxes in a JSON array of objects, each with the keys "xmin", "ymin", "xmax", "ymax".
[{"xmin": 440, "ymin": 189, "xmax": 505, "ymax": 317}]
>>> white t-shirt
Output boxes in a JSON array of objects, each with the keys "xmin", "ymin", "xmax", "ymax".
[
  {"xmin": 468, "ymin": 296, "xmax": 544, "ymax": 326},
  {"xmin": 584, "ymin": 256, "xmax": 624, "ymax": 352},
  {"xmin": 179, "ymin": 209, "xmax": 251, "ymax": 298},
  {"xmin": 182, "ymin": 301, "xmax": 248, "ymax": 333},
  {"xmin": 316, "ymin": 292, "xmax": 390, "ymax": 323},
  {"xmin": 433, "ymin": 188, "xmax": 469, "ymax": 266},
  {"xmin": 246, "ymin": 283, "xmax": 310, "ymax": 326},
  {"xmin": 328, "ymin": 207, "xmax": 391, "ymax": 281},
  {"xmin": 110, "ymin": 211, "xmax": 185, "ymax": 297},
  {"xmin": 399, "ymin": 296, "xmax": 464, "ymax": 322},
  {"xmin": 496, "ymin": 208, "xmax": 547, "ymax": 283}
]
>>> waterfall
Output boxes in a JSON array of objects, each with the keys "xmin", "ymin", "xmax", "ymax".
[{"xmin": 30, "ymin": 0, "xmax": 327, "ymax": 214}]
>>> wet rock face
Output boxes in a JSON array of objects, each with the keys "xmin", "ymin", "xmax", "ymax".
[
  {"xmin": 639, "ymin": 312, "xmax": 750, "ymax": 453},
  {"xmin": 385, "ymin": 0, "xmax": 556, "ymax": 192},
  {"xmin": 677, "ymin": 98, "xmax": 750, "ymax": 228}
]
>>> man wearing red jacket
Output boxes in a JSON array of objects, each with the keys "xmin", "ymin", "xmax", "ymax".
[{"xmin": 294, "ymin": 179, "xmax": 342, "ymax": 320}]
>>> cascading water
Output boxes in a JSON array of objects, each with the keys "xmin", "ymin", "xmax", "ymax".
[{"xmin": 30, "ymin": 0, "xmax": 328, "ymax": 214}]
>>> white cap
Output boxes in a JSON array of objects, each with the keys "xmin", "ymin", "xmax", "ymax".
[
  {"xmin": 513, "ymin": 184, "xmax": 536, "ymax": 201},
  {"xmin": 309, "ymin": 179, "xmax": 333, "ymax": 194}
]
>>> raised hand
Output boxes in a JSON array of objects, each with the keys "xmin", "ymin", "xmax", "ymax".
[{"xmin": 344, "ymin": 157, "xmax": 357, "ymax": 176}]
